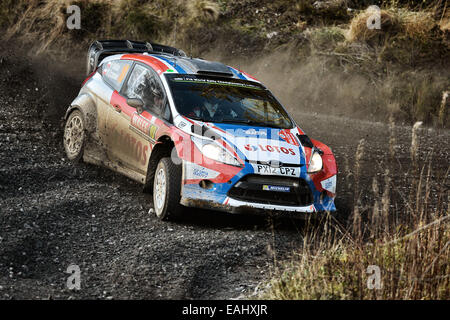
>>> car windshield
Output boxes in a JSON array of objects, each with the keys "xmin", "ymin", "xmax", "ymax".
[{"xmin": 166, "ymin": 74, "xmax": 293, "ymax": 129}]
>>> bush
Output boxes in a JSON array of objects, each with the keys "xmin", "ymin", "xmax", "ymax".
[
  {"xmin": 347, "ymin": 7, "xmax": 439, "ymax": 44},
  {"xmin": 346, "ymin": 7, "xmax": 448, "ymax": 65},
  {"xmin": 307, "ymin": 26, "xmax": 346, "ymax": 51}
]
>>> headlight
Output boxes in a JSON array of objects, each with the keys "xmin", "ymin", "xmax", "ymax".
[
  {"xmin": 201, "ymin": 143, "xmax": 241, "ymax": 167},
  {"xmin": 307, "ymin": 151, "xmax": 323, "ymax": 173}
]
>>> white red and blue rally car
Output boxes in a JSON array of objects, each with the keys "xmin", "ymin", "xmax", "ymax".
[{"xmin": 63, "ymin": 40, "xmax": 337, "ymax": 220}]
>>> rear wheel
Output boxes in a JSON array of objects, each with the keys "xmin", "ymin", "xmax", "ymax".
[
  {"xmin": 63, "ymin": 110, "xmax": 86, "ymax": 162},
  {"xmin": 153, "ymin": 157, "xmax": 182, "ymax": 221}
]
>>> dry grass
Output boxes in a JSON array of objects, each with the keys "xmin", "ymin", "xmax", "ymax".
[
  {"xmin": 261, "ymin": 216, "xmax": 449, "ymax": 299},
  {"xmin": 345, "ymin": 5, "xmax": 448, "ymax": 68},
  {"xmin": 347, "ymin": 8, "xmax": 401, "ymax": 43},
  {"xmin": 261, "ymin": 123, "xmax": 449, "ymax": 300},
  {"xmin": 346, "ymin": 7, "xmax": 438, "ymax": 43},
  {"xmin": 438, "ymin": 91, "xmax": 449, "ymax": 127},
  {"xmin": 3, "ymin": 0, "xmax": 111, "ymax": 56},
  {"xmin": 1, "ymin": 0, "xmax": 220, "ymax": 56}
]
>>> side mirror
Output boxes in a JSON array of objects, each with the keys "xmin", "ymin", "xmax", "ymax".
[{"xmin": 127, "ymin": 98, "xmax": 144, "ymax": 114}]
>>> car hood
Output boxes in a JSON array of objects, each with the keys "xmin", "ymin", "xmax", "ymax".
[{"xmin": 208, "ymin": 122, "xmax": 307, "ymax": 166}]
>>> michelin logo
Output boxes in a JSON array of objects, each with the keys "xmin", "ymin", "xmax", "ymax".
[{"xmin": 262, "ymin": 185, "xmax": 290, "ymax": 192}]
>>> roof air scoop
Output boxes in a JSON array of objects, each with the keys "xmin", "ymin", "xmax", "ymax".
[{"xmin": 177, "ymin": 58, "xmax": 234, "ymax": 77}]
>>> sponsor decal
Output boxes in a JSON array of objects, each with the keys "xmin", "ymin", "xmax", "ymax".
[
  {"xmin": 321, "ymin": 175, "xmax": 336, "ymax": 194},
  {"xmin": 244, "ymin": 144, "xmax": 296, "ymax": 155},
  {"xmin": 279, "ymin": 129, "xmax": 299, "ymax": 146},
  {"xmin": 245, "ymin": 128, "xmax": 266, "ymax": 136},
  {"xmin": 193, "ymin": 168, "xmax": 209, "ymax": 178},
  {"xmin": 171, "ymin": 76, "xmax": 262, "ymax": 90},
  {"xmin": 117, "ymin": 64, "xmax": 130, "ymax": 83},
  {"xmin": 262, "ymin": 185, "xmax": 290, "ymax": 192},
  {"xmin": 130, "ymin": 113, "xmax": 158, "ymax": 141},
  {"xmin": 111, "ymin": 124, "xmax": 149, "ymax": 166},
  {"xmin": 185, "ymin": 163, "xmax": 220, "ymax": 181}
]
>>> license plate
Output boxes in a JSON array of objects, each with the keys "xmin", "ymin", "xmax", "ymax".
[
  {"xmin": 262, "ymin": 185, "xmax": 291, "ymax": 192},
  {"xmin": 253, "ymin": 164, "xmax": 299, "ymax": 176}
]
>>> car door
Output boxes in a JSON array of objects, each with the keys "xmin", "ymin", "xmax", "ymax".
[
  {"xmin": 107, "ymin": 62, "xmax": 168, "ymax": 174},
  {"xmin": 96, "ymin": 59, "xmax": 134, "ymax": 164},
  {"xmin": 87, "ymin": 59, "xmax": 130, "ymax": 153}
]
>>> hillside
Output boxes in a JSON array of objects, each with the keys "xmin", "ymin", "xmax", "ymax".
[{"xmin": 0, "ymin": 0, "xmax": 448, "ymax": 126}]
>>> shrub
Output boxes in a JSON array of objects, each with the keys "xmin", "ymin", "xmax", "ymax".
[{"xmin": 307, "ymin": 26, "xmax": 346, "ymax": 51}]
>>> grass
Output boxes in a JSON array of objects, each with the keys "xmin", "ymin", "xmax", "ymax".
[{"xmin": 261, "ymin": 123, "xmax": 449, "ymax": 300}]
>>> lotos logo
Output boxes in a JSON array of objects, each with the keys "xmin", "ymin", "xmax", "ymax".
[{"xmin": 244, "ymin": 144, "xmax": 296, "ymax": 155}]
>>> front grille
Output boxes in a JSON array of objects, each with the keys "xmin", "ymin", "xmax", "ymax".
[{"xmin": 227, "ymin": 174, "xmax": 313, "ymax": 206}]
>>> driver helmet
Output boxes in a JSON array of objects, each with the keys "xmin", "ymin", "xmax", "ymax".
[
  {"xmin": 149, "ymin": 77, "xmax": 164, "ymax": 101},
  {"xmin": 204, "ymin": 101, "xmax": 218, "ymax": 116}
]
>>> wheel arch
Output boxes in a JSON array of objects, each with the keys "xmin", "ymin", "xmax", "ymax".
[
  {"xmin": 65, "ymin": 93, "xmax": 98, "ymax": 135},
  {"xmin": 143, "ymin": 135, "xmax": 177, "ymax": 193}
]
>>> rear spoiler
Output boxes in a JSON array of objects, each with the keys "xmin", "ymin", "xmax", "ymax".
[{"xmin": 86, "ymin": 40, "xmax": 187, "ymax": 75}]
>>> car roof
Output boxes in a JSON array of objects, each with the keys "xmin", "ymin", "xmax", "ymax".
[{"xmin": 102, "ymin": 53, "xmax": 261, "ymax": 84}]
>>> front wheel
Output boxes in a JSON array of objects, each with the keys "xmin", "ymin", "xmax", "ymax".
[{"xmin": 153, "ymin": 157, "xmax": 182, "ymax": 221}]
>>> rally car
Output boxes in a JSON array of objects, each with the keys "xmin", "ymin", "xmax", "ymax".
[{"xmin": 64, "ymin": 40, "xmax": 337, "ymax": 220}]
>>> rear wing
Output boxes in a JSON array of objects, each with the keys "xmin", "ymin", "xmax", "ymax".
[{"xmin": 86, "ymin": 40, "xmax": 187, "ymax": 75}]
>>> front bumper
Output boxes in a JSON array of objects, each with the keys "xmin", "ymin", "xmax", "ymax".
[
  {"xmin": 180, "ymin": 172, "xmax": 336, "ymax": 217},
  {"xmin": 179, "ymin": 197, "xmax": 334, "ymax": 219}
]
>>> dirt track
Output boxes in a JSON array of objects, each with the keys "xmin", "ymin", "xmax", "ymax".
[{"xmin": 0, "ymin": 46, "xmax": 448, "ymax": 299}]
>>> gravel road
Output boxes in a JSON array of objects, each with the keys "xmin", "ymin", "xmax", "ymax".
[{"xmin": 0, "ymin": 45, "xmax": 448, "ymax": 299}]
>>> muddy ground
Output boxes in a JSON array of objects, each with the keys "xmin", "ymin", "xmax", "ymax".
[{"xmin": 0, "ymin": 45, "xmax": 448, "ymax": 299}]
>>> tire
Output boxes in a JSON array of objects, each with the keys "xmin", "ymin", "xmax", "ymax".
[
  {"xmin": 153, "ymin": 157, "xmax": 182, "ymax": 221},
  {"xmin": 63, "ymin": 110, "xmax": 86, "ymax": 162}
]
